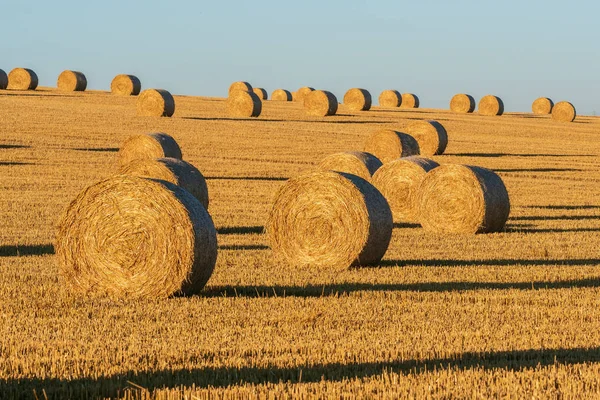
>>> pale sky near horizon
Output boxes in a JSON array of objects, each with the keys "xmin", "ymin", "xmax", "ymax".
[{"xmin": 4, "ymin": 0, "xmax": 599, "ymax": 114}]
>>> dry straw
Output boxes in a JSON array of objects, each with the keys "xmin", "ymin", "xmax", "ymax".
[
  {"xmin": 0, "ymin": 69, "xmax": 7, "ymax": 90},
  {"xmin": 271, "ymin": 89, "xmax": 293, "ymax": 101},
  {"xmin": 371, "ymin": 156, "xmax": 439, "ymax": 223},
  {"xmin": 363, "ymin": 129, "xmax": 420, "ymax": 163},
  {"xmin": 137, "ymin": 89, "xmax": 175, "ymax": 117},
  {"xmin": 118, "ymin": 132, "xmax": 182, "ymax": 167},
  {"xmin": 404, "ymin": 120, "xmax": 448, "ymax": 156},
  {"xmin": 253, "ymin": 88, "xmax": 268, "ymax": 100},
  {"xmin": 552, "ymin": 101, "xmax": 576, "ymax": 122},
  {"xmin": 228, "ymin": 81, "xmax": 252, "ymax": 95},
  {"xmin": 293, "ymin": 86, "xmax": 314, "ymax": 102},
  {"xmin": 478, "ymin": 95, "xmax": 504, "ymax": 116},
  {"xmin": 304, "ymin": 90, "xmax": 338, "ymax": 116},
  {"xmin": 418, "ymin": 164, "xmax": 510, "ymax": 234},
  {"xmin": 318, "ymin": 151, "xmax": 383, "ymax": 181},
  {"xmin": 55, "ymin": 175, "xmax": 218, "ymax": 298},
  {"xmin": 111, "ymin": 74, "xmax": 141, "ymax": 96},
  {"xmin": 343, "ymin": 88, "xmax": 372, "ymax": 111},
  {"xmin": 400, "ymin": 93, "xmax": 419, "ymax": 108},
  {"xmin": 450, "ymin": 94, "xmax": 475, "ymax": 113},
  {"xmin": 8, "ymin": 68, "xmax": 38, "ymax": 90},
  {"xmin": 227, "ymin": 90, "xmax": 262, "ymax": 117},
  {"xmin": 532, "ymin": 97, "xmax": 554, "ymax": 114},
  {"xmin": 119, "ymin": 157, "xmax": 209, "ymax": 210},
  {"xmin": 378, "ymin": 90, "xmax": 402, "ymax": 107},
  {"xmin": 57, "ymin": 70, "xmax": 87, "ymax": 92},
  {"xmin": 267, "ymin": 171, "xmax": 393, "ymax": 269}
]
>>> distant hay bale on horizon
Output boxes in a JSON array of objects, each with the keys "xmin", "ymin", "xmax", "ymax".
[
  {"xmin": 228, "ymin": 81, "xmax": 252, "ymax": 96},
  {"xmin": 253, "ymin": 88, "xmax": 268, "ymax": 100},
  {"xmin": 227, "ymin": 90, "xmax": 262, "ymax": 117},
  {"xmin": 378, "ymin": 90, "xmax": 402, "ymax": 107},
  {"xmin": 343, "ymin": 88, "xmax": 372, "ymax": 111},
  {"xmin": 0, "ymin": 69, "xmax": 8, "ymax": 90},
  {"xmin": 532, "ymin": 97, "xmax": 554, "ymax": 115},
  {"xmin": 450, "ymin": 94, "xmax": 475, "ymax": 113},
  {"xmin": 418, "ymin": 164, "xmax": 510, "ymax": 234},
  {"xmin": 372, "ymin": 156, "xmax": 439, "ymax": 223},
  {"xmin": 405, "ymin": 120, "xmax": 448, "ymax": 156},
  {"xmin": 55, "ymin": 176, "xmax": 218, "ymax": 298},
  {"xmin": 57, "ymin": 70, "xmax": 87, "ymax": 92},
  {"xmin": 478, "ymin": 95, "xmax": 504, "ymax": 116},
  {"xmin": 7, "ymin": 68, "xmax": 38, "ymax": 90},
  {"xmin": 363, "ymin": 129, "xmax": 420, "ymax": 163},
  {"xmin": 118, "ymin": 132, "xmax": 182, "ymax": 167},
  {"xmin": 293, "ymin": 87, "xmax": 314, "ymax": 102},
  {"xmin": 400, "ymin": 93, "xmax": 419, "ymax": 108},
  {"xmin": 137, "ymin": 89, "xmax": 175, "ymax": 117},
  {"xmin": 304, "ymin": 90, "xmax": 338, "ymax": 117},
  {"xmin": 267, "ymin": 171, "xmax": 393, "ymax": 269},
  {"xmin": 552, "ymin": 101, "xmax": 576, "ymax": 122},
  {"xmin": 318, "ymin": 151, "xmax": 382, "ymax": 181},
  {"xmin": 271, "ymin": 89, "xmax": 293, "ymax": 101},
  {"xmin": 111, "ymin": 74, "xmax": 141, "ymax": 96},
  {"xmin": 119, "ymin": 157, "xmax": 209, "ymax": 210}
]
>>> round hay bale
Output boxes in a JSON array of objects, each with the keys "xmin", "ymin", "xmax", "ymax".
[
  {"xmin": 118, "ymin": 132, "xmax": 182, "ymax": 167},
  {"xmin": 55, "ymin": 175, "xmax": 217, "ymax": 298},
  {"xmin": 418, "ymin": 164, "xmax": 510, "ymax": 234},
  {"xmin": 400, "ymin": 93, "xmax": 419, "ymax": 108},
  {"xmin": 227, "ymin": 90, "xmax": 262, "ymax": 117},
  {"xmin": 404, "ymin": 120, "xmax": 448, "ymax": 156},
  {"xmin": 119, "ymin": 157, "xmax": 209, "ymax": 210},
  {"xmin": 363, "ymin": 129, "xmax": 420, "ymax": 163},
  {"xmin": 293, "ymin": 86, "xmax": 315, "ymax": 102},
  {"xmin": 318, "ymin": 151, "xmax": 382, "ymax": 181},
  {"xmin": 0, "ymin": 69, "xmax": 8, "ymax": 90},
  {"xmin": 253, "ymin": 87, "xmax": 268, "ymax": 100},
  {"xmin": 450, "ymin": 94, "xmax": 475, "ymax": 113},
  {"xmin": 271, "ymin": 89, "xmax": 292, "ymax": 101},
  {"xmin": 57, "ymin": 70, "xmax": 87, "ymax": 92},
  {"xmin": 7, "ymin": 68, "xmax": 38, "ymax": 90},
  {"xmin": 531, "ymin": 97, "xmax": 553, "ymax": 114},
  {"xmin": 111, "ymin": 74, "xmax": 141, "ymax": 96},
  {"xmin": 378, "ymin": 90, "xmax": 402, "ymax": 107},
  {"xmin": 267, "ymin": 171, "xmax": 393, "ymax": 268},
  {"xmin": 136, "ymin": 89, "xmax": 175, "ymax": 117},
  {"xmin": 343, "ymin": 88, "xmax": 372, "ymax": 111},
  {"xmin": 304, "ymin": 90, "xmax": 338, "ymax": 117},
  {"xmin": 372, "ymin": 156, "xmax": 440, "ymax": 223},
  {"xmin": 552, "ymin": 101, "xmax": 576, "ymax": 122},
  {"xmin": 478, "ymin": 95, "xmax": 504, "ymax": 116},
  {"xmin": 228, "ymin": 81, "xmax": 252, "ymax": 95}
]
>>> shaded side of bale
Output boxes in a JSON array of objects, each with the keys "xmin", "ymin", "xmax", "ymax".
[
  {"xmin": 400, "ymin": 93, "xmax": 419, "ymax": 108},
  {"xmin": 271, "ymin": 89, "xmax": 293, "ymax": 101},
  {"xmin": 363, "ymin": 129, "xmax": 420, "ymax": 163},
  {"xmin": 405, "ymin": 120, "xmax": 448, "ymax": 156},
  {"xmin": 293, "ymin": 87, "xmax": 315, "ymax": 102},
  {"xmin": 0, "ymin": 69, "xmax": 8, "ymax": 90},
  {"xmin": 318, "ymin": 151, "xmax": 383, "ymax": 181},
  {"xmin": 371, "ymin": 157, "xmax": 440, "ymax": 223},
  {"xmin": 8, "ymin": 68, "xmax": 39, "ymax": 90},
  {"xmin": 253, "ymin": 88, "xmax": 268, "ymax": 100},
  {"xmin": 266, "ymin": 171, "xmax": 393, "ymax": 268},
  {"xmin": 552, "ymin": 101, "xmax": 576, "ymax": 122},
  {"xmin": 343, "ymin": 88, "xmax": 372, "ymax": 111},
  {"xmin": 478, "ymin": 95, "xmax": 504, "ymax": 116},
  {"xmin": 227, "ymin": 90, "xmax": 262, "ymax": 117},
  {"xmin": 55, "ymin": 175, "xmax": 218, "ymax": 298},
  {"xmin": 532, "ymin": 97, "xmax": 554, "ymax": 114},
  {"xmin": 119, "ymin": 157, "xmax": 209, "ymax": 210},
  {"xmin": 418, "ymin": 164, "xmax": 510, "ymax": 234},
  {"xmin": 136, "ymin": 89, "xmax": 175, "ymax": 117},
  {"xmin": 111, "ymin": 74, "xmax": 141, "ymax": 96},
  {"xmin": 228, "ymin": 81, "xmax": 252, "ymax": 95},
  {"xmin": 378, "ymin": 90, "xmax": 402, "ymax": 107},
  {"xmin": 304, "ymin": 90, "xmax": 338, "ymax": 117},
  {"xmin": 118, "ymin": 132, "xmax": 182, "ymax": 167},
  {"xmin": 450, "ymin": 94, "xmax": 475, "ymax": 113},
  {"xmin": 57, "ymin": 70, "xmax": 87, "ymax": 91}
]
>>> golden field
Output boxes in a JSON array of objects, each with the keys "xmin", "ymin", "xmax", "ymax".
[{"xmin": 1, "ymin": 88, "xmax": 600, "ymax": 398}]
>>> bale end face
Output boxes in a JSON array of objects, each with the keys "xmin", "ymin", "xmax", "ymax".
[
  {"xmin": 304, "ymin": 90, "xmax": 338, "ymax": 116},
  {"xmin": 252, "ymin": 88, "xmax": 268, "ymax": 100},
  {"xmin": 118, "ymin": 132, "xmax": 183, "ymax": 167},
  {"xmin": 7, "ymin": 68, "xmax": 39, "ymax": 90},
  {"xmin": 551, "ymin": 101, "xmax": 576, "ymax": 122},
  {"xmin": 318, "ymin": 151, "xmax": 382, "ymax": 181},
  {"xmin": 405, "ymin": 120, "xmax": 448, "ymax": 156},
  {"xmin": 137, "ymin": 89, "xmax": 175, "ymax": 117},
  {"xmin": 227, "ymin": 90, "xmax": 262, "ymax": 117},
  {"xmin": 450, "ymin": 94, "xmax": 475, "ymax": 113},
  {"xmin": 378, "ymin": 90, "xmax": 402, "ymax": 107},
  {"xmin": 293, "ymin": 87, "xmax": 315, "ymax": 102},
  {"xmin": 57, "ymin": 70, "xmax": 87, "ymax": 92},
  {"xmin": 228, "ymin": 81, "xmax": 252, "ymax": 96},
  {"xmin": 111, "ymin": 74, "xmax": 141, "ymax": 96},
  {"xmin": 271, "ymin": 89, "xmax": 293, "ymax": 101},
  {"xmin": 343, "ymin": 88, "xmax": 372, "ymax": 111},
  {"xmin": 400, "ymin": 93, "xmax": 419, "ymax": 108},
  {"xmin": 532, "ymin": 97, "xmax": 554, "ymax": 114},
  {"xmin": 478, "ymin": 95, "xmax": 504, "ymax": 116},
  {"xmin": 363, "ymin": 129, "xmax": 420, "ymax": 164}
]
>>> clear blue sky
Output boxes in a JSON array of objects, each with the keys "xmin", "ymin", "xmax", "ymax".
[{"xmin": 4, "ymin": 0, "xmax": 599, "ymax": 114}]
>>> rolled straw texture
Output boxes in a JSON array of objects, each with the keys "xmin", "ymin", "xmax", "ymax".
[
  {"xmin": 400, "ymin": 93, "xmax": 419, "ymax": 108},
  {"xmin": 450, "ymin": 94, "xmax": 475, "ymax": 113},
  {"xmin": 8, "ymin": 68, "xmax": 38, "ymax": 90},
  {"xmin": 478, "ymin": 95, "xmax": 504, "ymax": 116},
  {"xmin": 137, "ymin": 89, "xmax": 175, "ymax": 117},
  {"xmin": 343, "ymin": 88, "xmax": 372, "ymax": 111},
  {"xmin": 532, "ymin": 97, "xmax": 554, "ymax": 114},
  {"xmin": 118, "ymin": 133, "xmax": 182, "ymax": 167},
  {"xmin": 253, "ymin": 88, "xmax": 268, "ymax": 100},
  {"xmin": 293, "ymin": 86, "xmax": 315, "ymax": 102},
  {"xmin": 227, "ymin": 90, "xmax": 262, "ymax": 117},
  {"xmin": 318, "ymin": 151, "xmax": 382, "ymax": 181},
  {"xmin": 404, "ymin": 120, "xmax": 448, "ymax": 156},
  {"xmin": 378, "ymin": 90, "xmax": 402, "ymax": 107},
  {"xmin": 228, "ymin": 81, "xmax": 252, "ymax": 95},
  {"xmin": 57, "ymin": 70, "xmax": 87, "ymax": 91},
  {"xmin": 552, "ymin": 101, "xmax": 576, "ymax": 122},
  {"xmin": 363, "ymin": 129, "xmax": 420, "ymax": 163},
  {"xmin": 111, "ymin": 74, "xmax": 141, "ymax": 96},
  {"xmin": 304, "ymin": 90, "xmax": 338, "ymax": 116},
  {"xmin": 271, "ymin": 89, "xmax": 292, "ymax": 101}
]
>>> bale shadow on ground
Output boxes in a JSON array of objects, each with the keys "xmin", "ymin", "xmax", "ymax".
[{"xmin": 0, "ymin": 244, "xmax": 54, "ymax": 257}]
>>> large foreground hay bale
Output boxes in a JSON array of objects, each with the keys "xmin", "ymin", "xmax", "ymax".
[
  {"xmin": 363, "ymin": 129, "xmax": 420, "ymax": 163},
  {"xmin": 318, "ymin": 151, "xmax": 382, "ymax": 181},
  {"xmin": 228, "ymin": 81, "xmax": 252, "ymax": 95},
  {"xmin": 450, "ymin": 94, "xmax": 475, "ymax": 113},
  {"xmin": 378, "ymin": 90, "xmax": 402, "ymax": 107},
  {"xmin": 0, "ymin": 69, "xmax": 7, "ymax": 90},
  {"xmin": 111, "ymin": 74, "xmax": 141, "ymax": 96},
  {"xmin": 304, "ymin": 90, "xmax": 338, "ymax": 116},
  {"xmin": 271, "ymin": 89, "xmax": 292, "ymax": 101},
  {"xmin": 372, "ymin": 157, "xmax": 440, "ymax": 223},
  {"xmin": 293, "ymin": 86, "xmax": 314, "ymax": 102},
  {"xmin": 552, "ymin": 101, "xmax": 576, "ymax": 122},
  {"xmin": 532, "ymin": 97, "xmax": 553, "ymax": 114},
  {"xmin": 267, "ymin": 171, "xmax": 393, "ymax": 268},
  {"xmin": 227, "ymin": 90, "xmax": 262, "ymax": 117},
  {"xmin": 478, "ymin": 95, "xmax": 504, "ymax": 116},
  {"xmin": 343, "ymin": 88, "xmax": 372, "ymax": 111},
  {"xmin": 7, "ymin": 68, "xmax": 38, "ymax": 90},
  {"xmin": 119, "ymin": 157, "xmax": 209, "ymax": 210},
  {"xmin": 418, "ymin": 164, "xmax": 510, "ymax": 234},
  {"xmin": 137, "ymin": 89, "xmax": 175, "ymax": 117},
  {"xmin": 400, "ymin": 93, "xmax": 419, "ymax": 108},
  {"xmin": 404, "ymin": 120, "xmax": 448, "ymax": 156},
  {"xmin": 57, "ymin": 70, "xmax": 87, "ymax": 92},
  {"xmin": 118, "ymin": 132, "xmax": 182, "ymax": 167},
  {"xmin": 55, "ymin": 176, "xmax": 217, "ymax": 298},
  {"xmin": 253, "ymin": 88, "xmax": 268, "ymax": 100}
]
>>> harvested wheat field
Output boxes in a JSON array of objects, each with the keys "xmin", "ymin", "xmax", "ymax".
[{"xmin": 2, "ymin": 88, "xmax": 600, "ymax": 398}]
